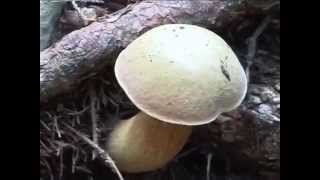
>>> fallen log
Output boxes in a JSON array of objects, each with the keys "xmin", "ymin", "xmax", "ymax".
[{"xmin": 40, "ymin": 0, "xmax": 250, "ymax": 102}]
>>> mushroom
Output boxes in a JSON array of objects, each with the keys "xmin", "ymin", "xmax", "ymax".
[{"xmin": 106, "ymin": 24, "xmax": 247, "ymax": 173}]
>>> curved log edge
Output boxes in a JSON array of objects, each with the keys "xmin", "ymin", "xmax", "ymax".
[{"xmin": 40, "ymin": 0, "xmax": 248, "ymax": 102}]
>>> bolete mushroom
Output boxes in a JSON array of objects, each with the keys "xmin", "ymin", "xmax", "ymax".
[{"xmin": 106, "ymin": 24, "xmax": 247, "ymax": 173}]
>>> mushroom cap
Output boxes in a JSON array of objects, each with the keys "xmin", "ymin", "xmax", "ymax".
[{"xmin": 115, "ymin": 24, "xmax": 247, "ymax": 126}]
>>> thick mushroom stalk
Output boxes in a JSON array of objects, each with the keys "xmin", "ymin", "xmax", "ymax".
[{"xmin": 106, "ymin": 112, "xmax": 192, "ymax": 173}]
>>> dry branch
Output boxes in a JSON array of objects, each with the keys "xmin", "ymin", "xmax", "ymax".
[
  {"xmin": 64, "ymin": 123, "xmax": 124, "ymax": 180},
  {"xmin": 40, "ymin": 0, "xmax": 250, "ymax": 102}
]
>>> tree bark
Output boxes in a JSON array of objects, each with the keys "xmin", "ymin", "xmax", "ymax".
[
  {"xmin": 195, "ymin": 56, "xmax": 280, "ymax": 172},
  {"xmin": 40, "ymin": 0, "xmax": 248, "ymax": 102}
]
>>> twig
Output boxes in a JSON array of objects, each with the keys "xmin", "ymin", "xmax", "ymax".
[
  {"xmin": 72, "ymin": 149, "xmax": 79, "ymax": 173},
  {"xmin": 89, "ymin": 83, "xmax": 99, "ymax": 159},
  {"xmin": 67, "ymin": 106, "xmax": 90, "ymax": 116},
  {"xmin": 59, "ymin": 149, "xmax": 64, "ymax": 180},
  {"xmin": 206, "ymin": 153, "xmax": 213, "ymax": 180},
  {"xmin": 72, "ymin": 0, "xmax": 86, "ymax": 21},
  {"xmin": 40, "ymin": 140, "xmax": 52, "ymax": 154},
  {"xmin": 64, "ymin": 123, "xmax": 124, "ymax": 180},
  {"xmin": 71, "ymin": 0, "xmax": 94, "ymax": 25},
  {"xmin": 263, "ymin": 1, "xmax": 280, "ymax": 11},
  {"xmin": 41, "ymin": 120, "xmax": 52, "ymax": 132},
  {"xmin": 245, "ymin": 16, "xmax": 272, "ymax": 83},
  {"xmin": 54, "ymin": 116, "xmax": 62, "ymax": 138},
  {"xmin": 99, "ymin": 86, "xmax": 109, "ymax": 106},
  {"xmin": 43, "ymin": 159, "xmax": 54, "ymax": 180}
]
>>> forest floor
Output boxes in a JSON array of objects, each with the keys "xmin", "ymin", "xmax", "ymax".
[{"xmin": 40, "ymin": 1, "xmax": 280, "ymax": 180}]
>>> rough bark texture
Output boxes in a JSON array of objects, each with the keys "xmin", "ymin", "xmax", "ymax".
[
  {"xmin": 40, "ymin": 0, "xmax": 247, "ymax": 102},
  {"xmin": 194, "ymin": 50, "xmax": 280, "ymax": 174}
]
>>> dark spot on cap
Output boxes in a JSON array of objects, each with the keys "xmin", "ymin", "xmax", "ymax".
[
  {"xmin": 167, "ymin": 102, "xmax": 173, "ymax": 105},
  {"xmin": 175, "ymin": 34, "xmax": 179, "ymax": 37},
  {"xmin": 169, "ymin": 61, "xmax": 174, "ymax": 63},
  {"xmin": 220, "ymin": 60, "xmax": 231, "ymax": 81},
  {"xmin": 179, "ymin": 26, "xmax": 185, "ymax": 30},
  {"xmin": 172, "ymin": 29, "xmax": 176, "ymax": 32}
]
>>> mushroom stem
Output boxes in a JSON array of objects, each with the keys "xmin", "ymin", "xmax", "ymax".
[{"xmin": 106, "ymin": 112, "xmax": 192, "ymax": 173}]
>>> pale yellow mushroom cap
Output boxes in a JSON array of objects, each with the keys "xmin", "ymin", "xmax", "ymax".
[{"xmin": 115, "ymin": 24, "xmax": 247, "ymax": 126}]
